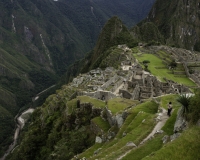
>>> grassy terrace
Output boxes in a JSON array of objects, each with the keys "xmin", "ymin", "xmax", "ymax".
[
  {"xmin": 119, "ymin": 95, "xmax": 181, "ymax": 160},
  {"xmin": 67, "ymin": 96, "xmax": 106, "ymax": 114},
  {"xmin": 133, "ymin": 53, "xmax": 196, "ymax": 86},
  {"xmin": 75, "ymin": 94, "xmax": 184, "ymax": 160},
  {"xmin": 77, "ymin": 96, "xmax": 105, "ymax": 108},
  {"xmin": 142, "ymin": 126, "xmax": 200, "ymax": 160},
  {"xmin": 76, "ymin": 100, "xmax": 159, "ymax": 160},
  {"xmin": 91, "ymin": 117, "xmax": 110, "ymax": 132},
  {"xmin": 107, "ymin": 97, "xmax": 139, "ymax": 114}
]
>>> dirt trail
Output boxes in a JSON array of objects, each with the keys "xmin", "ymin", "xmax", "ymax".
[{"xmin": 140, "ymin": 108, "xmax": 168, "ymax": 144}]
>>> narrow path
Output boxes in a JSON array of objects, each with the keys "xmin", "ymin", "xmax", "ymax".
[
  {"xmin": 117, "ymin": 108, "xmax": 169, "ymax": 160},
  {"xmin": 140, "ymin": 108, "xmax": 168, "ymax": 144}
]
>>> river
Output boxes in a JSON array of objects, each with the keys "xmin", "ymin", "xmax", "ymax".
[
  {"xmin": 0, "ymin": 84, "xmax": 56, "ymax": 160},
  {"xmin": 0, "ymin": 108, "xmax": 35, "ymax": 160}
]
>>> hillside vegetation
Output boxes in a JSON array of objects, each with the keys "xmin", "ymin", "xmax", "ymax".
[
  {"xmin": 6, "ymin": 43, "xmax": 200, "ymax": 159},
  {"xmin": 0, "ymin": 0, "xmax": 155, "ymax": 155}
]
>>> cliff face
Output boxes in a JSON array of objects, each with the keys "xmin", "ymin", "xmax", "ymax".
[{"xmin": 146, "ymin": 0, "xmax": 200, "ymax": 50}]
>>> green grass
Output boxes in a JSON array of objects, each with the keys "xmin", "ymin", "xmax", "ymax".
[
  {"xmin": 159, "ymin": 94, "xmax": 181, "ymax": 135},
  {"xmin": 160, "ymin": 94, "xmax": 181, "ymax": 110},
  {"xmin": 75, "ymin": 95, "xmax": 197, "ymax": 160},
  {"xmin": 130, "ymin": 100, "xmax": 159, "ymax": 114},
  {"xmin": 91, "ymin": 117, "xmax": 110, "ymax": 132},
  {"xmin": 66, "ymin": 96, "xmax": 106, "ymax": 114},
  {"xmin": 124, "ymin": 112, "xmax": 153, "ymax": 134},
  {"xmin": 67, "ymin": 98, "xmax": 77, "ymax": 114},
  {"xmin": 76, "ymin": 143, "xmax": 103, "ymax": 159},
  {"xmin": 99, "ymin": 47, "xmax": 125, "ymax": 69},
  {"xmin": 121, "ymin": 95, "xmax": 184, "ymax": 160},
  {"xmin": 115, "ymin": 111, "xmax": 139, "ymax": 138},
  {"xmin": 122, "ymin": 134, "xmax": 164, "ymax": 160},
  {"xmin": 142, "ymin": 126, "xmax": 200, "ymax": 160},
  {"xmin": 76, "ymin": 100, "xmax": 158, "ymax": 160},
  {"xmin": 133, "ymin": 53, "xmax": 196, "ymax": 86},
  {"xmin": 161, "ymin": 108, "xmax": 178, "ymax": 135},
  {"xmin": 77, "ymin": 96, "xmax": 106, "ymax": 108},
  {"xmin": 107, "ymin": 98, "xmax": 139, "ymax": 114},
  {"xmin": 91, "ymin": 114, "xmax": 156, "ymax": 160}
]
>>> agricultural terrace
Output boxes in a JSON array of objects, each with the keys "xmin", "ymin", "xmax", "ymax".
[{"xmin": 133, "ymin": 53, "xmax": 196, "ymax": 86}]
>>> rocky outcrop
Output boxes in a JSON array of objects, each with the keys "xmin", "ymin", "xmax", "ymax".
[
  {"xmin": 174, "ymin": 107, "xmax": 187, "ymax": 133},
  {"xmin": 103, "ymin": 107, "xmax": 128, "ymax": 128}
]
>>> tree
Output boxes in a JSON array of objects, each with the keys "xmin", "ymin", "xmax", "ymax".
[
  {"xmin": 143, "ymin": 60, "xmax": 150, "ymax": 71},
  {"xmin": 143, "ymin": 60, "xmax": 150, "ymax": 64},
  {"xmin": 169, "ymin": 59, "xmax": 177, "ymax": 69}
]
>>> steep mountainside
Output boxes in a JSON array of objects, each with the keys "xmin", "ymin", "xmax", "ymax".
[
  {"xmin": 4, "ymin": 0, "xmax": 200, "ymax": 159},
  {"xmin": 61, "ymin": 16, "xmax": 136, "ymax": 83},
  {"xmin": 5, "ymin": 8, "xmax": 200, "ymax": 158},
  {"xmin": 7, "ymin": 43, "xmax": 200, "ymax": 159},
  {"xmin": 82, "ymin": 16, "xmax": 137, "ymax": 72},
  {"xmin": 134, "ymin": 0, "xmax": 200, "ymax": 50},
  {"xmin": 0, "ymin": 0, "xmax": 156, "ymax": 155}
]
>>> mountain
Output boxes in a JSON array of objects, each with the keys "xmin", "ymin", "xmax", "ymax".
[
  {"xmin": 4, "ymin": 6, "xmax": 200, "ymax": 157},
  {"xmin": 133, "ymin": 0, "xmax": 200, "ymax": 51},
  {"xmin": 0, "ymin": 0, "xmax": 156, "ymax": 157},
  {"xmin": 61, "ymin": 16, "xmax": 137, "ymax": 84},
  {"xmin": 6, "ymin": 35, "xmax": 200, "ymax": 160},
  {"xmin": 4, "ymin": 0, "xmax": 200, "ymax": 159}
]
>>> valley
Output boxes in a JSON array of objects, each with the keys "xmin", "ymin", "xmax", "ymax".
[{"xmin": 6, "ymin": 44, "xmax": 200, "ymax": 159}]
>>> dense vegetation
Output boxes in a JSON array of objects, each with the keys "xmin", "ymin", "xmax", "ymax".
[{"xmin": 6, "ymin": 95, "xmax": 103, "ymax": 160}]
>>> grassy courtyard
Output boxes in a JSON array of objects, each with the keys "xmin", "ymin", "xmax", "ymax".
[{"xmin": 133, "ymin": 53, "xmax": 196, "ymax": 86}]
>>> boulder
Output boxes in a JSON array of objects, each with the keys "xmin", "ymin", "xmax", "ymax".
[
  {"xmin": 170, "ymin": 133, "xmax": 181, "ymax": 141},
  {"xmin": 162, "ymin": 135, "xmax": 169, "ymax": 144},
  {"xmin": 155, "ymin": 130, "xmax": 164, "ymax": 134},
  {"xmin": 174, "ymin": 107, "xmax": 187, "ymax": 133},
  {"xmin": 107, "ymin": 131, "xmax": 116, "ymax": 140},
  {"xmin": 126, "ymin": 141, "xmax": 137, "ymax": 147},
  {"xmin": 116, "ymin": 114, "xmax": 124, "ymax": 128},
  {"xmin": 95, "ymin": 136, "xmax": 103, "ymax": 143}
]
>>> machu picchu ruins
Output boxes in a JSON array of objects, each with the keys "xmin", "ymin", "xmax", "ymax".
[{"xmin": 67, "ymin": 45, "xmax": 194, "ymax": 103}]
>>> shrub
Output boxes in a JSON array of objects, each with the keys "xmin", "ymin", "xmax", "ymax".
[{"xmin": 188, "ymin": 89, "xmax": 200, "ymax": 124}]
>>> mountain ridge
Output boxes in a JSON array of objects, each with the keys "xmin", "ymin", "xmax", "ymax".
[{"xmin": 133, "ymin": 0, "xmax": 200, "ymax": 51}]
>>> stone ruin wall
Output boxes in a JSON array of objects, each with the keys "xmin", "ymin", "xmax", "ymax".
[
  {"xmin": 183, "ymin": 62, "xmax": 200, "ymax": 86},
  {"xmin": 101, "ymin": 75, "xmax": 118, "ymax": 90},
  {"xmin": 132, "ymin": 84, "xmax": 140, "ymax": 100},
  {"xmin": 78, "ymin": 91, "xmax": 116, "ymax": 101}
]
